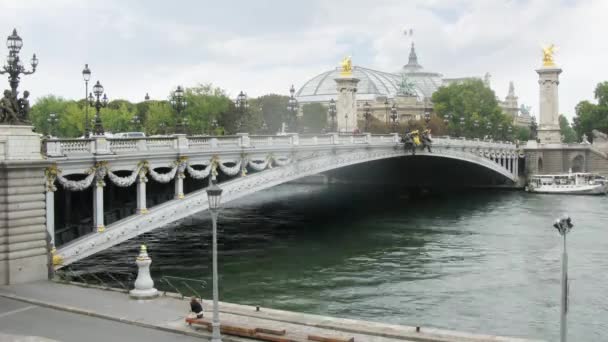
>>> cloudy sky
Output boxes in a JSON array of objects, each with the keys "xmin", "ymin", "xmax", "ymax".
[{"xmin": 1, "ymin": 0, "xmax": 607, "ymax": 120}]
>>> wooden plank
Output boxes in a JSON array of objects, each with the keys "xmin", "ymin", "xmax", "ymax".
[
  {"xmin": 255, "ymin": 327, "xmax": 287, "ymax": 336},
  {"xmin": 307, "ymin": 334, "xmax": 354, "ymax": 342},
  {"xmin": 254, "ymin": 333, "xmax": 303, "ymax": 342}
]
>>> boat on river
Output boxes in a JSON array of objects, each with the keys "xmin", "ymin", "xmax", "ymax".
[{"xmin": 525, "ymin": 172, "xmax": 608, "ymax": 195}]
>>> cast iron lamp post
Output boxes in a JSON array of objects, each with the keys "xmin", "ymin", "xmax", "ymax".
[
  {"xmin": 459, "ymin": 116, "xmax": 465, "ymax": 138},
  {"xmin": 553, "ymin": 214, "xmax": 573, "ymax": 342},
  {"xmin": 82, "ymin": 64, "xmax": 91, "ymax": 138},
  {"xmin": 443, "ymin": 113, "xmax": 452, "ymax": 135},
  {"xmin": 384, "ymin": 98, "xmax": 390, "ymax": 126},
  {"xmin": 424, "ymin": 111, "xmax": 431, "ymax": 129},
  {"xmin": 47, "ymin": 112, "xmax": 58, "ymax": 137},
  {"xmin": 328, "ymin": 99, "xmax": 337, "ymax": 132},
  {"xmin": 473, "ymin": 119, "xmax": 479, "ymax": 138},
  {"xmin": 287, "ymin": 85, "xmax": 299, "ymax": 132},
  {"xmin": 390, "ymin": 103, "xmax": 398, "ymax": 132},
  {"xmin": 206, "ymin": 181, "xmax": 224, "ymax": 342},
  {"xmin": 486, "ymin": 122, "xmax": 493, "ymax": 140},
  {"xmin": 235, "ymin": 91, "xmax": 248, "ymax": 132},
  {"xmin": 171, "ymin": 86, "xmax": 187, "ymax": 134},
  {"xmin": 89, "ymin": 81, "xmax": 108, "ymax": 136},
  {"xmin": 363, "ymin": 101, "xmax": 372, "ymax": 132},
  {"xmin": 210, "ymin": 119, "xmax": 219, "ymax": 135},
  {"xmin": 0, "ymin": 29, "xmax": 38, "ymax": 98},
  {"xmin": 131, "ymin": 114, "xmax": 141, "ymax": 131}
]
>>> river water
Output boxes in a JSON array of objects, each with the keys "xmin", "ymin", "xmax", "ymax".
[{"xmin": 73, "ymin": 183, "xmax": 608, "ymax": 341}]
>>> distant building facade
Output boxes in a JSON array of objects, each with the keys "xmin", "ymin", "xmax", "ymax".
[{"xmin": 295, "ymin": 42, "xmax": 533, "ymax": 128}]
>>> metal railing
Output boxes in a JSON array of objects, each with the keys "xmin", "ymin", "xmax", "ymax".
[
  {"xmin": 54, "ymin": 267, "xmax": 134, "ymax": 292},
  {"xmin": 158, "ymin": 275, "xmax": 207, "ymax": 299}
]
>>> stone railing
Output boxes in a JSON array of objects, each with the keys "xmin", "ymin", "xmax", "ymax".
[{"xmin": 43, "ymin": 133, "xmax": 516, "ymax": 158}]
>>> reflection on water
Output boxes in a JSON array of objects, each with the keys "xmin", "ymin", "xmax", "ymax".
[{"xmin": 72, "ymin": 183, "xmax": 608, "ymax": 341}]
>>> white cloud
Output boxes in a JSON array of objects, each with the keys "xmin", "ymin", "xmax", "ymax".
[{"xmin": 0, "ymin": 0, "xmax": 606, "ymax": 122}]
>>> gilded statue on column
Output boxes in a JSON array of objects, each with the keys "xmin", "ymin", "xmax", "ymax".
[
  {"xmin": 340, "ymin": 56, "xmax": 352, "ymax": 76},
  {"xmin": 542, "ymin": 44, "xmax": 556, "ymax": 67}
]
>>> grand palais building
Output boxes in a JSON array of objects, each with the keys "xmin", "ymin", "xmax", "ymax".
[{"xmin": 295, "ymin": 43, "xmax": 532, "ymax": 128}]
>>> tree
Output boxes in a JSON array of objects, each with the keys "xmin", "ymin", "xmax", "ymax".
[
  {"xmin": 29, "ymin": 95, "xmax": 73, "ymax": 136},
  {"xmin": 182, "ymin": 84, "xmax": 232, "ymax": 135},
  {"xmin": 431, "ymin": 79, "xmax": 514, "ymax": 139},
  {"xmin": 573, "ymin": 82, "xmax": 608, "ymax": 142},
  {"xmin": 559, "ymin": 115, "xmax": 577, "ymax": 143},
  {"xmin": 144, "ymin": 102, "xmax": 174, "ymax": 135},
  {"xmin": 403, "ymin": 115, "xmax": 447, "ymax": 136},
  {"xmin": 256, "ymin": 94, "xmax": 290, "ymax": 134},
  {"xmin": 514, "ymin": 126, "xmax": 531, "ymax": 142},
  {"xmin": 301, "ymin": 103, "xmax": 327, "ymax": 133}
]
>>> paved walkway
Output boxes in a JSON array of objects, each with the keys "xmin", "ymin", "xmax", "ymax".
[{"xmin": 0, "ymin": 281, "xmax": 542, "ymax": 342}]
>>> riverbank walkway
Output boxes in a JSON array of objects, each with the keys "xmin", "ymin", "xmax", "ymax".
[{"xmin": 0, "ymin": 281, "xmax": 543, "ymax": 342}]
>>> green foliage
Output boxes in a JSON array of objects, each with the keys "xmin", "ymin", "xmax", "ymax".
[
  {"xmin": 559, "ymin": 115, "xmax": 577, "ymax": 143},
  {"xmin": 182, "ymin": 84, "xmax": 232, "ymax": 135},
  {"xmin": 573, "ymin": 82, "xmax": 608, "ymax": 142},
  {"xmin": 29, "ymin": 95, "xmax": 73, "ymax": 136},
  {"xmin": 256, "ymin": 94, "xmax": 290, "ymax": 133},
  {"xmin": 101, "ymin": 103, "xmax": 136, "ymax": 133},
  {"xmin": 144, "ymin": 101, "xmax": 174, "ymax": 135},
  {"xmin": 301, "ymin": 103, "xmax": 327, "ymax": 133},
  {"xmin": 514, "ymin": 126, "xmax": 531, "ymax": 142},
  {"xmin": 431, "ymin": 80, "xmax": 515, "ymax": 139}
]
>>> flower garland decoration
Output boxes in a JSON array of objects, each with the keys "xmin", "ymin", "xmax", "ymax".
[
  {"xmin": 56, "ymin": 167, "xmax": 96, "ymax": 191},
  {"xmin": 186, "ymin": 161, "xmax": 211, "ymax": 180},
  {"xmin": 247, "ymin": 157, "xmax": 270, "ymax": 171},
  {"xmin": 44, "ymin": 164, "xmax": 58, "ymax": 192},
  {"xmin": 107, "ymin": 164, "xmax": 143, "ymax": 188},
  {"xmin": 218, "ymin": 159, "xmax": 241, "ymax": 176},
  {"xmin": 148, "ymin": 163, "xmax": 178, "ymax": 183},
  {"xmin": 273, "ymin": 156, "xmax": 291, "ymax": 166}
]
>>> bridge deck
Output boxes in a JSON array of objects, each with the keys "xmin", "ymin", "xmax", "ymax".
[{"xmin": 0, "ymin": 281, "xmax": 542, "ymax": 342}]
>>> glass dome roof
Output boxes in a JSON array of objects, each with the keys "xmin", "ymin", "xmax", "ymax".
[
  {"xmin": 295, "ymin": 66, "xmax": 443, "ymax": 103},
  {"xmin": 295, "ymin": 43, "xmax": 444, "ymax": 104}
]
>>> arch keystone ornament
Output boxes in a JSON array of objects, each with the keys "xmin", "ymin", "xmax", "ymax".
[{"xmin": 129, "ymin": 245, "xmax": 158, "ymax": 299}]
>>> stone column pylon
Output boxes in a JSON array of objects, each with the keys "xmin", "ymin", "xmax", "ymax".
[
  {"xmin": 136, "ymin": 170, "xmax": 148, "ymax": 214},
  {"xmin": 536, "ymin": 65, "xmax": 562, "ymax": 144},
  {"xmin": 334, "ymin": 77, "xmax": 359, "ymax": 133}
]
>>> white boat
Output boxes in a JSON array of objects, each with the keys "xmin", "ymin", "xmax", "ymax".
[{"xmin": 525, "ymin": 172, "xmax": 608, "ymax": 195}]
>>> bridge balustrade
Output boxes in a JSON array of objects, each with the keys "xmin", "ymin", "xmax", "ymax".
[{"xmin": 47, "ymin": 134, "xmax": 520, "ymax": 268}]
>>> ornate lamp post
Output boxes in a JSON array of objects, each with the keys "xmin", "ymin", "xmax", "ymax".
[
  {"xmin": 459, "ymin": 116, "xmax": 465, "ymax": 138},
  {"xmin": 443, "ymin": 112, "xmax": 452, "ymax": 136},
  {"xmin": 486, "ymin": 122, "xmax": 493, "ymax": 140},
  {"xmin": 89, "ymin": 81, "xmax": 108, "ymax": 136},
  {"xmin": 131, "ymin": 114, "xmax": 141, "ymax": 131},
  {"xmin": 384, "ymin": 98, "xmax": 390, "ymax": 126},
  {"xmin": 0, "ymin": 28, "xmax": 38, "ymax": 124},
  {"xmin": 235, "ymin": 90, "xmax": 248, "ymax": 132},
  {"xmin": 507, "ymin": 126, "xmax": 513, "ymax": 141},
  {"xmin": 206, "ymin": 182, "xmax": 224, "ymax": 342},
  {"xmin": 390, "ymin": 103, "xmax": 398, "ymax": 132},
  {"xmin": 363, "ymin": 101, "xmax": 372, "ymax": 132},
  {"xmin": 328, "ymin": 99, "xmax": 337, "ymax": 132},
  {"xmin": 287, "ymin": 85, "xmax": 299, "ymax": 132},
  {"xmin": 553, "ymin": 214, "xmax": 573, "ymax": 342},
  {"xmin": 144, "ymin": 92, "xmax": 150, "ymax": 101},
  {"xmin": 47, "ymin": 113, "xmax": 58, "ymax": 137},
  {"xmin": 159, "ymin": 122, "xmax": 167, "ymax": 135},
  {"xmin": 171, "ymin": 86, "xmax": 187, "ymax": 134},
  {"xmin": 82, "ymin": 64, "xmax": 91, "ymax": 138},
  {"xmin": 497, "ymin": 123, "xmax": 503, "ymax": 140},
  {"xmin": 473, "ymin": 119, "xmax": 479, "ymax": 138},
  {"xmin": 183, "ymin": 117, "xmax": 190, "ymax": 135},
  {"xmin": 424, "ymin": 111, "xmax": 431, "ymax": 128},
  {"xmin": 210, "ymin": 119, "xmax": 219, "ymax": 135}
]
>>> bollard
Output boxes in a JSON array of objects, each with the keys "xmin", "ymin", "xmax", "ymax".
[
  {"xmin": 416, "ymin": 326, "xmax": 420, "ymax": 333},
  {"xmin": 256, "ymin": 306, "xmax": 260, "ymax": 312},
  {"xmin": 129, "ymin": 245, "xmax": 159, "ymax": 299}
]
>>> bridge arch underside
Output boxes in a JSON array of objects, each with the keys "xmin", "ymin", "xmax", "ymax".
[
  {"xmin": 325, "ymin": 155, "xmax": 514, "ymax": 188},
  {"xmin": 56, "ymin": 148, "xmax": 516, "ymax": 267}
]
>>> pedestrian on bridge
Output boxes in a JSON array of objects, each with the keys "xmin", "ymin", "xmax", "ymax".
[{"xmin": 190, "ymin": 297, "xmax": 204, "ymax": 318}]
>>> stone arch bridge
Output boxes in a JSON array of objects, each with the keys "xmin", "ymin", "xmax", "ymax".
[{"xmin": 41, "ymin": 133, "xmax": 520, "ymax": 268}]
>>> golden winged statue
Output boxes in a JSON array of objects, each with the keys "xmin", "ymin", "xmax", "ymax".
[
  {"xmin": 542, "ymin": 44, "xmax": 556, "ymax": 67},
  {"xmin": 340, "ymin": 56, "xmax": 352, "ymax": 76}
]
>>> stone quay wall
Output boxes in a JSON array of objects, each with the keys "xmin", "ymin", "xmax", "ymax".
[{"xmin": 524, "ymin": 144, "xmax": 608, "ymax": 177}]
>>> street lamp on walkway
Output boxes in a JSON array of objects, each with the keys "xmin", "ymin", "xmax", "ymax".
[
  {"xmin": 171, "ymin": 86, "xmax": 187, "ymax": 134},
  {"xmin": 82, "ymin": 64, "xmax": 91, "ymax": 138},
  {"xmin": 553, "ymin": 214, "xmax": 573, "ymax": 342},
  {"xmin": 89, "ymin": 81, "xmax": 108, "ymax": 136},
  {"xmin": 328, "ymin": 99, "xmax": 337, "ymax": 132},
  {"xmin": 390, "ymin": 103, "xmax": 398, "ymax": 132},
  {"xmin": 206, "ymin": 182, "xmax": 224, "ymax": 342}
]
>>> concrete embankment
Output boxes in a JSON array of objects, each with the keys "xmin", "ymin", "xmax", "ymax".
[{"xmin": 0, "ymin": 281, "xmax": 543, "ymax": 342}]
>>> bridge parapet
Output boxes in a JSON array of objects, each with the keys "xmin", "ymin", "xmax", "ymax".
[{"xmin": 43, "ymin": 133, "xmax": 517, "ymax": 160}]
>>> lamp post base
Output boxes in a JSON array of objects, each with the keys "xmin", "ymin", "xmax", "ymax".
[{"xmin": 211, "ymin": 321, "xmax": 222, "ymax": 342}]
